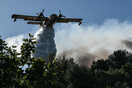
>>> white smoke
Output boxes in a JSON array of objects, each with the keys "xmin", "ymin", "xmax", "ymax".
[
  {"xmin": 5, "ymin": 26, "xmax": 38, "ymax": 52},
  {"xmin": 55, "ymin": 19, "xmax": 132, "ymax": 65},
  {"xmin": 6, "ymin": 19, "xmax": 132, "ymax": 66},
  {"xmin": 6, "ymin": 34, "xmax": 25, "ymax": 52}
]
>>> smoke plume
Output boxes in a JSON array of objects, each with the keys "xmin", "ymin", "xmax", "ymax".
[
  {"xmin": 6, "ymin": 19, "xmax": 132, "ymax": 66},
  {"xmin": 6, "ymin": 35, "xmax": 25, "ymax": 52},
  {"xmin": 122, "ymin": 39, "xmax": 132, "ymax": 50},
  {"xmin": 55, "ymin": 19, "xmax": 132, "ymax": 66}
]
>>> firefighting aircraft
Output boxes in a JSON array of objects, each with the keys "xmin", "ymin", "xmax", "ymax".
[{"xmin": 11, "ymin": 9, "xmax": 82, "ymax": 26}]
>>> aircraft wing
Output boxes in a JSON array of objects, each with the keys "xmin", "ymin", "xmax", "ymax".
[
  {"xmin": 11, "ymin": 14, "xmax": 49, "ymax": 22},
  {"xmin": 58, "ymin": 18, "xmax": 82, "ymax": 23},
  {"xmin": 57, "ymin": 18, "xmax": 82, "ymax": 25}
]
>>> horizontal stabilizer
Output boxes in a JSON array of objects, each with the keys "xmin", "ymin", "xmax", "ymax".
[{"xmin": 27, "ymin": 22, "xmax": 42, "ymax": 25}]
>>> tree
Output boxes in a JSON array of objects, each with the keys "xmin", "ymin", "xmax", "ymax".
[
  {"xmin": 0, "ymin": 34, "xmax": 72, "ymax": 88},
  {"xmin": 0, "ymin": 36, "xmax": 23, "ymax": 87},
  {"xmin": 120, "ymin": 62, "xmax": 132, "ymax": 87},
  {"xmin": 1, "ymin": 34, "xmax": 132, "ymax": 88},
  {"xmin": 91, "ymin": 59, "xmax": 109, "ymax": 71},
  {"xmin": 68, "ymin": 64, "xmax": 96, "ymax": 88},
  {"xmin": 108, "ymin": 50, "xmax": 132, "ymax": 69}
]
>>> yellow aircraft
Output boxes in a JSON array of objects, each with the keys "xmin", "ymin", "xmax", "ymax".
[{"xmin": 11, "ymin": 9, "xmax": 82, "ymax": 26}]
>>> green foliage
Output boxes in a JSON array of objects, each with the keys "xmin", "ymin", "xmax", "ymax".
[
  {"xmin": 91, "ymin": 59, "xmax": 109, "ymax": 71},
  {"xmin": 69, "ymin": 65, "xmax": 96, "ymax": 88},
  {"xmin": 0, "ymin": 34, "xmax": 132, "ymax": 88},
  {"xmin": 108, "ymin": 50, "xmax": 132, "ymax": 69},
  {"xmin": 0, "ymin": 34, "xmax": 73, "ymax": 88},
  {"xmin": 20, "ymin": 33, "xmax": 37, "ymax": 66},
  {"xmin": 0, "ymin": 36, "xmax": 22, "ymax": 87}
]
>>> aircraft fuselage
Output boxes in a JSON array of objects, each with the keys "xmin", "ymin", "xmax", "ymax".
[{"xmin": 44, "ymin": 14, "xmax": 60, "ymax": 26}]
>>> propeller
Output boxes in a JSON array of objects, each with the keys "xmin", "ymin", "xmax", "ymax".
[
  {"xmin": 59, "ymin": 10, "xmax": 66, "ymax": 18},
  {"xmin": 36, "ymin": 9, "xmax": 44, "ymax": 16}
]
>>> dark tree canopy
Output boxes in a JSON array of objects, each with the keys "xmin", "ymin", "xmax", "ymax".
[{"xmin": 108, "ymin": 50, "xmax": 132, "ymax": 69}]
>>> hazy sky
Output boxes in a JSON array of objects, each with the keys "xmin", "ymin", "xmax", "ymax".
[{"xmin": 0, "ymin": 0, "xmax": 132, "ymax": 39}]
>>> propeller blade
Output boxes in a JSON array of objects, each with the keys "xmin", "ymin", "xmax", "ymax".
[
  {"xmin": 58, "ymin": 10, "xmax": 66, "ymax": 18},
  {"xmin": 42, "ymin": 9, "xmax": 44, "ymax": 13},
  {"xmin": 59, "ymin": 10, "xmax": 61, "ymax": 14}
]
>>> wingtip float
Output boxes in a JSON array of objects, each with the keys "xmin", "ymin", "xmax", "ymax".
[{"xmin": 11, "ymin": 9, "xmax": 83, "ymax": 26}]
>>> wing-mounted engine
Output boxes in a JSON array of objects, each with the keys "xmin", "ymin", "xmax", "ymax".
[{"xmin": 58, "ymin": 10, "xmax": 66, "ymax": 18}]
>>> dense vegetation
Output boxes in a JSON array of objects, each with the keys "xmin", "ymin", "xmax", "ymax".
[{"xmin": 0, "ymin": 34, "xmax": 132, "ymax": 88}]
